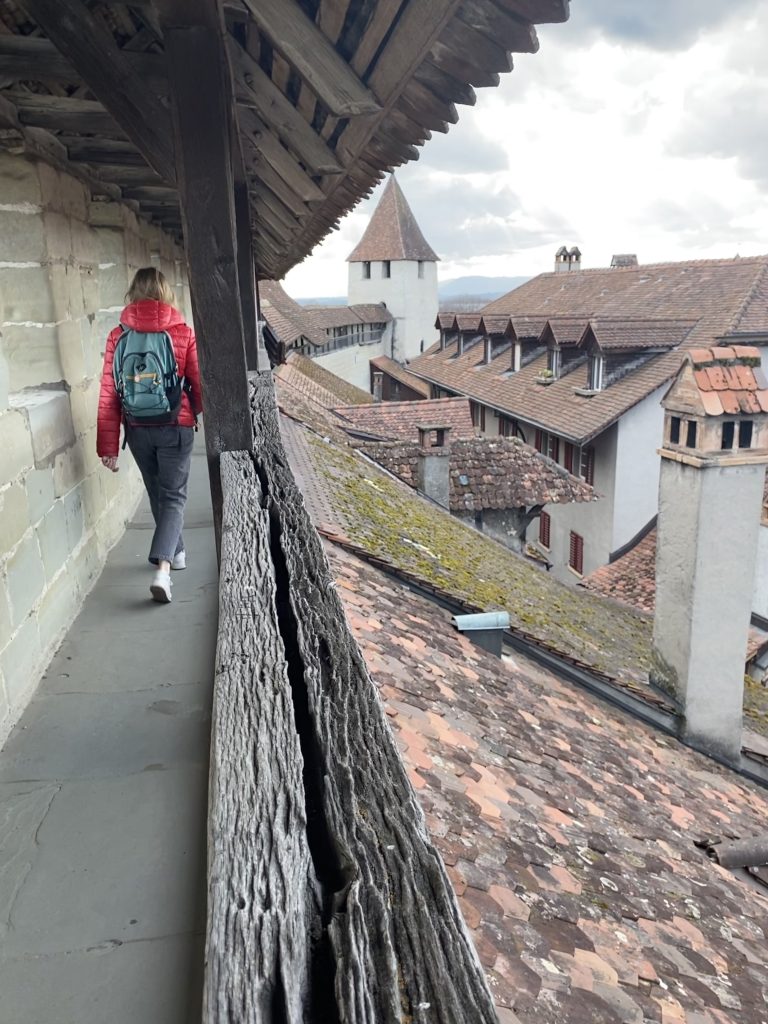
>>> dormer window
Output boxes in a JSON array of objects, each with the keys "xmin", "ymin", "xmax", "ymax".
[
  {"xmin": 739, "ymin": 421, "xmax": 753, "ymax": 449},
  {"xmin": 362, "ymin": 261, "xmax": 371, "ymax": 279},
  {"xmin": 547, "ymin": 348, "xmax": 561, "ymax": 378},
  {"xmin": 721, "ymin": 422, "xmax": 734, "ymax": 449},
  {"xmin": 588, "ymin": 354, "xmax": 604, "ymax": 391}
]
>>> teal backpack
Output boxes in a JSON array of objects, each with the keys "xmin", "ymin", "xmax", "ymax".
[{"xmin": 112, "ymin": 327, "xmax": 184, "ymax": 425}]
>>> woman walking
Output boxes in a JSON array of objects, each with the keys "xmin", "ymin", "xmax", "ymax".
[{"xmin": 97, "ymin": 267, "xmax": 202, "ymax": 604}]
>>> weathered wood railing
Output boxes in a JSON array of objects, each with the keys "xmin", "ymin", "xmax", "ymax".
[{"xmin": 205, "ymin": 372, "xmax": 498, "ymax": 1022}]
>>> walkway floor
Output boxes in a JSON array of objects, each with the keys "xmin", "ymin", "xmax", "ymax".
[{"xmin": 0, "ymin": 438, "xmax": 217, "ymax": 1023}]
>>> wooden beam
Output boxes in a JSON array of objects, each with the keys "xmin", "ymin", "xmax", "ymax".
[
  {"xmin": 6, "ymin": 92, "xmax": 127, "ymax": 136},
  {"xmin": 246, "ymin": 155, "xmax": 312, "ymax": 221},
  {"xmin": 16, "ymin": 0, "xmax": 176, "ymax": 183},
  {"xmin": 237, "ymin": 105, "xmax": 326, "ymax": 203},
  {"xmin": 59, "ymin": 137, "xmax": 149, "ymax": 166},
  {"xmin": 227, "ymin": 36, "xmax": 343, "ymax": 175},
  {"xmin": 156, "ymin": 0, "xmax": 253, "ymax": 546},
  {"xmin": 0, "ymin": 35, "xmax": 168, "ymax": 91},
  {"xmin": 240, "ymin": 0, "xmax": 380, "ymax": 117}
]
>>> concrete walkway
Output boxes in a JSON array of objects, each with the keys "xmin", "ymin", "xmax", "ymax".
[{"xmin": 0, "ymin": 439, "xmax": 217, "ymax": 1023}]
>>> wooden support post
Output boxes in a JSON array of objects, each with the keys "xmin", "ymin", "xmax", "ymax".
[
  {"xmin": 234, "ymin": 179, "xmax": 260, "ymax": 371},
  {"xmin": 156, "ymin": 0, "xmax": 253, "ymax": 548}
]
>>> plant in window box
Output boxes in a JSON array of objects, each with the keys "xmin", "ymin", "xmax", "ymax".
[{"xmin": 536, "ymin": 368, "xmax": 556, "ymax": 385}]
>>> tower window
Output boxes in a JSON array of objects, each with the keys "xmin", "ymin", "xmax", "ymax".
[
  {"xmin": 739, "ymin": 421, "xmax": 754, "ymax": 449},
  {"xmin": 670, "ymin": 416, "xmax": 681, "ymax": 444},
  {"xmin": 382, "ymin": 260, "xmax": 391, "ymax": 278},
  {"xmin": 362, "ymin": 261, "xmax": 371, "ymax": 279},
  {"xmin": 418, "ymin": 261, "xmax": 425, "ymax": 279},
  {"xmin": 686, "ymin": 420, "xmax": 697, "ymax": 448},
  {"xmin": 721, "ymin": 421, "xmax": 735, "ymax": 450}
]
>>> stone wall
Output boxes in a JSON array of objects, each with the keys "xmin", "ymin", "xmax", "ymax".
[{"xmin": 0, "ymin": 150, "xmax": 189, "ymax": 745}]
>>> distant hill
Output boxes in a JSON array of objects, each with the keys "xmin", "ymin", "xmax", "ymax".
[
  {"xmin": 297, "ymin": 295, "xmax": 346, "ymax": 307},
  {"xmin": 438, "ymin": 275, "xmax": 529, "ymax": 300}
]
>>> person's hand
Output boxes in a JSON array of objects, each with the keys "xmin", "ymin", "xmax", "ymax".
[{"xmin": 101, "ymin": 456, "xmax": 119, "ymax": 472}]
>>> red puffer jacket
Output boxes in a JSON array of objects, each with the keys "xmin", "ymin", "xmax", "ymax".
[{"xmin": 96, "ymin": 300, "xmax": 203, "ymax": 458}]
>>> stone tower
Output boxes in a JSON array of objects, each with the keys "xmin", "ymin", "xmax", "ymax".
[
  {"xmin": 347, "ymin": 176, "xmax": 438, "ymax": 362},
  {"xmin": 651, "ymin": 345, "xmax": 768, "ymax": 764}
]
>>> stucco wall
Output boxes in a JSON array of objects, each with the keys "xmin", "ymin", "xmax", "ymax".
[
  {"xmin": 612, "ymin": 387, "xmax": 666, "ymax": 552},
  {"xmin": 0, "ymin": 150, "xmax": 189, "ymax": 745},
  {"xmin": 754, "ymin": 524, "xmax": 768, "ymax": 620},
  {"xmin": 313, "ymin": 331, "xmax": 390, "ymax": 392},
  {"xmin": 348, "ymin": 259, "xmax": 438, "ymax": 362}
]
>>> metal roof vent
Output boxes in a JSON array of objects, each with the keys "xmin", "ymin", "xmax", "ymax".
[{"xmin": 452, "ymin": 611, "xmax": 510, "ymax": 658}]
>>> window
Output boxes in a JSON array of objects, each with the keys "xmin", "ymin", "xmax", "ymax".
[
  {"xmin": 721, "ymin": 421, "xmax": 735, "ymax": 450},
  {"xmin": 670, "ymin": 416, "xmax": 681, "ymax": 444},
  {"xmin": 580, "ymin": 446, "xmax": 595, "ymax": 486},
  {"xmin": 547, "ymin": 435, "xmax": 560, "ymax": 462},
  {"xmin": 362, "ymin": 261, "xmax": 371, "ymax": 279},
  {"xmin": 499, "ymin": 415, "xmax": 518, "ymax": 438},
  {"xmin": 472, "ymin": 402, "xmax": 486, "ymax": 432},
  {"xmin": 547, "ymin": 348, "xmax": 561, "ymax": 377},
  {"xmin": 539, "ymin": 512, "xmax": 551, "ymax": 549},
  {"xmin": 418, "ymin": 260, "xmax": 424, "ymax": 279},
  {"xmin": 382, "ymin": 260, "xmax": 391, "ymax": 278},
  {"xmin": 686, "ymin": 420, "xmax": 697, "ymax": 448},
  {"xmin": 588, "ymin": 355, "xmax": 604, "ymax": 391},
  {"xmin": 564, "ymin": 442, "xmax": 575, "ymax": 474},
  {"xmin": 534, "ymin": 428, "xmax": 544, "ymax": 453},
  {"xmin": 569, "ymin": 531, "xmax": 584, "ymax": 575},
  {"xmin": 739, "ymin": 420, "xmax": 754, "ymax": 449}
]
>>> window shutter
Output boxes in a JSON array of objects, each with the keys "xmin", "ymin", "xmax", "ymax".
[
  {"xmin": 569, "ymin": 531, "xmax": 584, "ymax": 574},
  {"xmin": 581, "ymin": 446, "xmax": 595, "ymax": 485},
  {"xmin": 548, "ymin": 436, "xmax": 560, "ymax": 463},
  {"xmin": 535, "ymin": 429, "xmax": 543, "ymax": 452},
  {"xmin": 564, "ymin": 442, "xmax": 574, "ymax": 473},
  {"xmin": 540, "ymin": 512, "xmax": 551, "ymax": 548}
]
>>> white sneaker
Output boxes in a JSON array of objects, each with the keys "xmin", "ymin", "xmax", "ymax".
[
  {"xmin": 171, "ymin": 551, "xmax": 186, "ymax": 571},
  {"xmin": 150, "ymin": 570, "xmax": 172, "ymax": 604}
]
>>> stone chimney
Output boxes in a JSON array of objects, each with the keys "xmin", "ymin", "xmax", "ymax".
[
  {"xmin": 483, "ymin": 335, "xmax": 493, "ymax": 364},
  {"xmin": 372, "ymin": 370, "xmax": 384, "ymax": 402},
  {"xmin": 651, "ymin": 346, "xmax": 768, "ymax": 765},
  {"xmin": 416, "ymin": 424, "xmax": 451, "ymax": 509},
  {"xmin": 611, "ymin": 253, "xmax": 638, "ymax": 268},
  {"xmin": 554, "ymin": 245, "xmax": 582, "ymax": 273}
]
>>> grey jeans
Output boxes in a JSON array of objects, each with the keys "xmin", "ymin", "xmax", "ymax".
[{"xmin": 126, "ymin": 425, "xmax": 195, "ymax": 564}]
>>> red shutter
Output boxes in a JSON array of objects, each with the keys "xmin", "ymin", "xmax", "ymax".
[
  {"xmin": 535, "ymin": 429, "xmax": 543, "ymax": 452},
  {"xmin": 569, "ymin": 531, "xmax": 584, "ymax": 575},
  {"xmin": 539, "ymin": 512, "xmax": 551, "ymax": 548},
  {"xmin": 564, "ymin": 442, "xmax": 574, "ymax": 473}
]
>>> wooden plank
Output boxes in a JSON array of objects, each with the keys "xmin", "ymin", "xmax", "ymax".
[
  {"xmin": 237, "ymin": 105, "xmax": 326, "ymax": 203},
  {"xmin": 246, "ymin": 155, "xmax": 312, "ymax": 221},
  {"xmin": 16, "ymin": 0, "xmax": 176, "ymax": 183},
  {"xmin": 497, "ymin": 0, "xmax": 569, "ymax": 23},
  {"xmin": 202, "ymin": 377, "xmax": 500, "ymax": 1022},
  {"xmin": 240, "ymin": 0, "xmax": 380, "ymax": 116},
  {"xmin": 6, "ymin": 92, "xmax": 127, "ymax": 136},
  {"xmin": 414, "ymin": 60, "xmax": 477, "ymax": 106},
  {"xmin": 228, "ymin": 37, "xmax": 343, "ymax": 174},
  {"xmin": 0, "ymin": 35, "xmax": 168, "ymax": 90},
  {"xmin": 232, "ymin": 124, "xmax": 261, "ymax": 371},
  {"xmin": 458, "ymin": 0, "xmax": 539, "ymax": 53},
  {"xmin": 59, "ymin": 137, "xmax": 148, "ymax": 165},
  {"xmin": 156, "ymin": 0, "xmax": 253, "ymax": 546},
  {"xmin": 82, "ymin": 163, "xmax": 164, "ymax": 184}
]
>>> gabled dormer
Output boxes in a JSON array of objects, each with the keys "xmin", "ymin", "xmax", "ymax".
[
  {"xmin": 508, "ymin": 316, "xmax": 548, "ymax": 371},
  {"xmin": 576, "ymin": 318, "xmax": 696, "ymax": 395},
  {"xmin": 478, "ymin": 315, "xmax": 514, "ymax": 365},
  {"xmin": 539, "ymin": 317, "xmax": 589, "ymax": 379}
]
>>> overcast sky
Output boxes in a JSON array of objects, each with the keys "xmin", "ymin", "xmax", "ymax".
[{"xmin": 283, "ymin": 1, "xmax": 768, "ymax": 298}]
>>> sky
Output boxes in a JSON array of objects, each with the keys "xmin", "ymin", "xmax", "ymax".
[{"xmin": 284, "ymin": 0, "xmax": 768, "ymax": 298}]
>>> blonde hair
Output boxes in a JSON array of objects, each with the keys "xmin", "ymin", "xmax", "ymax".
[{"xmin": 125, "ymin": 267, "xmax": 176, "ymax": 306}]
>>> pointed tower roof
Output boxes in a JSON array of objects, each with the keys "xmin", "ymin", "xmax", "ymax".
[{"xmin": 347, "ymin": 176, "xmax": 439, "ymax": 263}]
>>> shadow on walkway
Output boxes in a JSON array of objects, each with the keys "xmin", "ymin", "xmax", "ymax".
[{"xmin": 0, "ymin": 438, "xmax": 217, "ymax": 1023}]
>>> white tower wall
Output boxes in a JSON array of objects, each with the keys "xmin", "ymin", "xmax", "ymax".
[{"xmin": 348, "ymin": 259, "xmax": 438, "ymax": 362}]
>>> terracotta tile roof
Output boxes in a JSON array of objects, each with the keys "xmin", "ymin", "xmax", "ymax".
[
  {"xmin": 728, "ymin": 260, "xmax": 768, "ymax": 335},
  {"xmin": 686, "ymin": 346, "xmax": 768, "ymax": 416},
  {"xmin": 587, "ymin": 318, "xmax": 697, "ymax": 351},
  {"xmin": 308, "ymin": 303, "xmax": 392, "ymax": 330},
  {"xmin": 436, "ymin": 312, "xmax": 459, "ymax": 330},
  {"xmin": 479, "ymin": 315, "xmax": 515, "ymax": 337},
  {"xmin": 357, "ymin": 436, "xmax": 595, "ymax": 511},
  {"xmin": 259, "ymin": 279, "xmax": 328, "ymax": 348},
  {"xmin": 455, "ymin": 313, "xmax": 483, "ymax": 332},
  {"xmin": 543, "ymin": 317, "xmax": 590, "ymax": 348},
  {"xmin": 369, "ymin": 355, "xmax": 431, "ymax": 398},
  {"xmin": 347, "ymin": 175, "xmax": 438, "ymax": 263},
  {"xmin": 582, "ymin": 529, "xmax": 658, "ymax": 614},
  {"xmin": 334, "ymin": 396, "xmax": 475, "ymax": 441},
  {"xmin": 408, "ymin": 257, "xmax": 768, "ymax": 442},
  {"xmin": 329, "ymin": 542, "xmax": 768, "ymax": 1024},
  {"xmin": 275, "ymin": 351, "xmax": 373, "ymax": 409}
]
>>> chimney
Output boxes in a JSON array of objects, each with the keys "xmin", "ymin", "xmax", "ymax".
[
  {"xmin": 569, "ymin": 246, "xmax": 582, "ymax": 271},
  {"xmin": 452, "ymin": 611, "xmax": 511, "ymax": 658},
  {"xmin": 554, "ymin": 245, "xmax": 570, "ymax": 273},
  {"xmin": 611, "ymin": 254, "xmax": 638, "ymax": 268},
  {"xmin": 372, "ymin": 370, "xmax": 384, "ymax": 402},
  {"xmin": 416, "ymin": 424, "xmax": 451, "ymax": 509},
  {"xmin": 483, "ymin": 335, "xmax": 493, "ymax": 364},
  {"xmin": 651, "ymin": 346, "xmax": 768, "ymax": 765}
]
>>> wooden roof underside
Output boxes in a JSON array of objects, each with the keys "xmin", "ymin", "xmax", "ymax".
[{"xmin": 0, "ymin": 0, "xmax": 569, "ymax": 279}]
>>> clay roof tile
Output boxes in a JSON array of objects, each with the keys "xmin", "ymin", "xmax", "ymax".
[{"xmin": 699, "ymin": 390, "xmax": 724, "ymax": 416}]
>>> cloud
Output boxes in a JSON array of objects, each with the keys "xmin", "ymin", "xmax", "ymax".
[
  {"xmin": 415, "ymin": 123, "xmax": 509, "ymax": 175},
  {"xmin": 564, "ymin": 0, "xmax": 755, "ymax": 51}
]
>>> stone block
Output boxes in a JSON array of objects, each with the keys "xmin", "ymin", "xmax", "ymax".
[
  {"xmin": 36, "ymin": 567, "xmax": 80, "ymax": 657},
  {"xmin": 36, "ymin": 161, "xmax": 61, "ymax": 210},
  {"xmin": 0, "ymin": 347, "xmax": 9, "ymax": 411},
  {"xmin": 52, "ymin": 442, "xmax": 86, "ymax": 497},
  {"xmin": 41, "ymin": 211, "xmax": 74, "ymax": 262},
  {"xmin": 0, "ymin": 151, "xmax": 43, "ymax": 206},
  {"xmin": 62, "ymin": 484, "xmax": 84, "ymax": 550},
  {"xmin": 9, "ymin": 389, "xmax": 76, "ymax": 468},
  {"xmin": 0, "ymin": 612, "xmax": 42, "ymax": 709},
  {"xmin": 0, "ymin": 579, "xmax": 12, "ymax": 649},
  {"xmin": 68, "ymin": 537, "xmax": 102, "ymax": 597},
  {"xmin": 58, "ymin": 171, "xmax": 89, "ymax": 222},
  {"xmin": 0, "ymin": 669, "xmax": 8, "ymax": 737},
  {"xmin": 0, "ymin": 408, "xmax": 35, "ymax": 485},
  {"xmin": 80, "ymin": 471, "xmax": 106, "ymax": 528},
  {"xmin": 1, "ymin": 325, "xmax": 63, "ymax": 392},
  {"xmin": 0, "ymin": 264, "xmax": 56, "ymax": 325},
  {"xmin": 25, "ymin": 468, "xmax": 55, "ymax": 523},
  {"xmin": 0, "ymin": 210, "xmax": 46, "ymax": 262},
  {"xmin": 89, "ymin": 200, "xmax": 126, "ymax": 229},
  {"xmin": 36, "ymin": 499, "xmax": 70, "ymax": 581},
  {"xmin": 6, "ymin": 533, "xmax": 45, "ymax": 628},
  {"xmin": 80, "ymin": 263, "xmax": 100, "ymax": 318},
  {"xmin": 0, "ymin": 482, "xmax": 30, "ymax": 555},
  {"xmin": 81, "ymin": 429, "xmax": 101, "ymax": 477},
  {"xmin": 49, "ymin": 262, "xmax": 86, "ymax": 324},
  {"xmin": 56, "ymin": 318, "xmax": 88, "ymax": 383}
]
